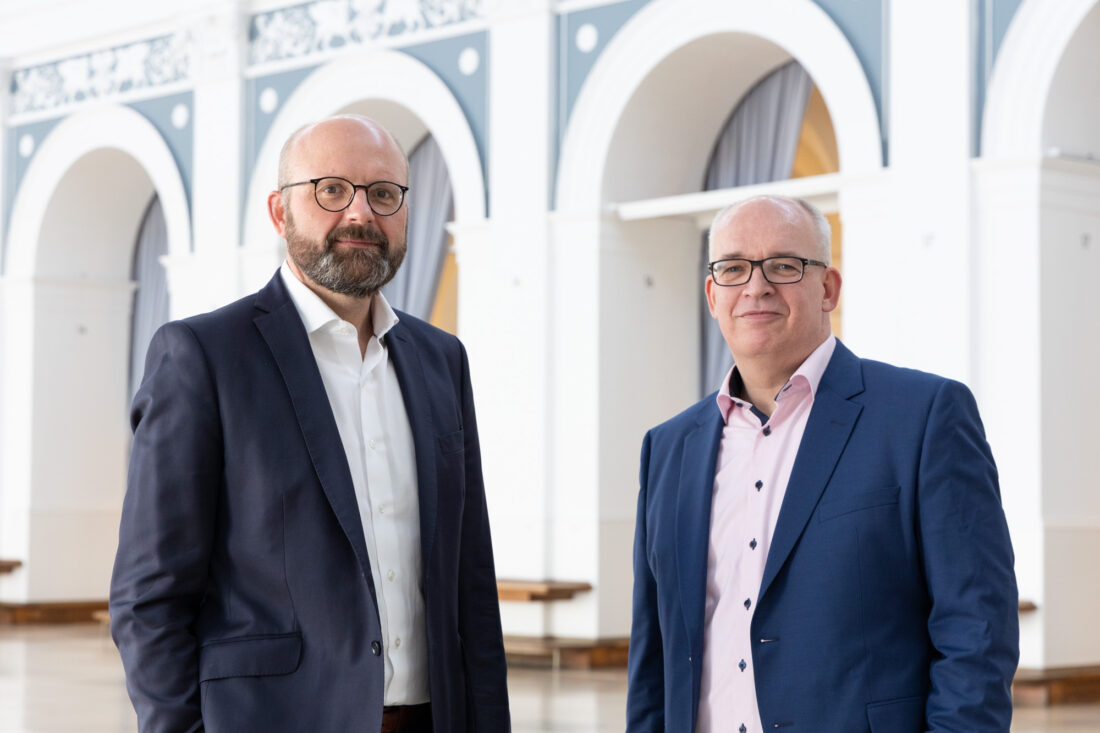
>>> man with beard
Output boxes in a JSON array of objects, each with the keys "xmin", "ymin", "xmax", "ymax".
[{"xmin": 110, "ymin": 115, "xmax": 510, "ymax": 733}]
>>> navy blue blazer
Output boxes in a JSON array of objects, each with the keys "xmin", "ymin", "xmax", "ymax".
[
  {"xmin": 627, "ymin": 341, "xmax": 1018, "ymax": 732},
  {"xmin": 110, "ymin": 272, "xmax": 509, "ymax": 733}
]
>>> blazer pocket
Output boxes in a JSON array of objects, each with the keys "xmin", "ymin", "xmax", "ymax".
[
  {"xmin": 199, "ymin": 632, "xmax": 302, "ymax": 682},
  {"xmin": 817, "ymin": 486, "xmax": 900, "ymax": 522},
  {"xmin": 438, "ymin": 428, "xmax": 464, "ymax": 456},
  {"xmin": 866, "ymin": 694, "xmax": 924, "ymax": 732}
]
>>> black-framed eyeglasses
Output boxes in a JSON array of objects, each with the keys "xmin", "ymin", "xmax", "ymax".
[
  {"xmin": 708, "ymin": 256, "xmax": 828, "ymax": 286},
  {"xmin": 279, "ymin": 177, "xmax": 409, "ymax": 216}
]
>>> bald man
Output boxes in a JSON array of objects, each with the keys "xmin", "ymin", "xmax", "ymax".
[
  {"xmin": 627, "ymin": 196, "xmax": 1018, "ymax": 731},
  {"xmin": 111, "ymin": 116, "xmax": 510, "ymax": 733}
]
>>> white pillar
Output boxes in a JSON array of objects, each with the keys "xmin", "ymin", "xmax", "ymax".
[
  {"xmin": 886, "ymin": 0, "xmax": 974, "ymax": 381},
  {"xmin": 1, "ymin": 279, "xmax": 135, "ymax": 602},
  {"xmin": 972, "ymin": 157, "xmax": 1044, "ymax": 667},
  {"xmin": 189, "ymin": 1, "xmax": 247, "ymax": 308},
  {"xmin": 1035, "ymin": 160, "xmax": 1100, "ymax": 668},
  {"xmin": 0, "ymin": 58, "xmax": 12, "ymax": 579},
  {"xmin": 468, "ymin": 0, "xmax": 555, "ymax": 635}
]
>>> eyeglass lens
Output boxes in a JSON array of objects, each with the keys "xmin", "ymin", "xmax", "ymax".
[
  {"xmin": 712, "ymin": 257, "xmax": 806, "ymax": 286},
  {"xmin": 314, "ymin": 177, "xmax": 404, "ymax": 215}
]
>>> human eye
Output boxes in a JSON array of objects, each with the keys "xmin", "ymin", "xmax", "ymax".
[
  {"xmin": 721, "ymin": 260, "xmax": 748, "ymax": 275},
  {"xmin": 317, "ymin": 178, "xmax": 349, "ymax": 197}
]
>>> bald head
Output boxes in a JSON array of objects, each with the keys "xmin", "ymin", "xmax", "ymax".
[
  {"xmin": 277, "ymin": 115, "xmax": 409, "ymax": 191},
  {"xmin": 708, "ymin": 195, "xmax": 831, "ymax": 264}
]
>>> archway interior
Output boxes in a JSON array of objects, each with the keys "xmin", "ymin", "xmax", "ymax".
[
  {"xmin": 26, "ymin": 148, "xmax": 155, "ymax": 598},
  {"xmin": 598, "ymin": 32, "xmax": 842, "ymax": 403},
  {"xmin": 590, "ymin": 34, "xmax": 843, "ymax": 584}
]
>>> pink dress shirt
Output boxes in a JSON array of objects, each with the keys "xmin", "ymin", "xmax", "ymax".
[{"xmin": 696, "ymin": 336, "xmax": 836, "ymax": 733}]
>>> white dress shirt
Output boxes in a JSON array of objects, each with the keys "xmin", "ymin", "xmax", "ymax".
[{"xmin": 280, "ymin": 262, "xmax": 428, "ymax": 705}]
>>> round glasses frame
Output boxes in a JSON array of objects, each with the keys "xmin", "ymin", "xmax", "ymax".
[
  {"xmin": 708, "ymin": 256, "xmax": 828, "ymax": 287},
  {"xmin": 279, "ymin": 176, "xmax": 409, "ymax": 216}
]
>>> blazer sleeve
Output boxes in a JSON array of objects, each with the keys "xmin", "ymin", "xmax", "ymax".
[
  {"xmin": 109, "ymin": 322, "xmax": 223, "ymax": 733},
  {"xmin": 918, "ymin": 379, "xmax": 1019, "ymax": 731},
  {"xmin": 454, "ymin": 342, "xmax": 511, "ymax": 731},
  {"xmin": 626, "ymin": 431, "xmax": 665, "ymax": 732}
]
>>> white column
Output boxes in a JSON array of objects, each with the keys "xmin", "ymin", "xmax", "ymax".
[
  {"xmin": 1, "ymin": 278, "xmax": 136, "ymax": 602},
  {"xmin": 468, "ymin": 0, "xmax": 555, "ymax": 636},
  {"xmin": 0, "ymin": 277, "xmax": 33, "ymax": 601},
  {"xmin": 972, "ymin": 157, "xmax": 1044, "ymax": 667},
  {"xmin": 1035, "ymin": 160, "xmax": 1100, "ymax": 668},
  {"xmin": 885, "ymin": 0, "xmax": 974, "ymax": 381},
  {"xmin": 177, "ymin": 1, "xmax": 248, "ymax": 315},
  {"xmin": 0, "ymin": 58, "xmax": 12, "ymax": 581}
]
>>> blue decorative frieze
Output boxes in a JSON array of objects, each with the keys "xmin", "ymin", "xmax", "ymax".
[
  {"xmin": 249, "ymin": 0, "xmax": 484, "ymax": 65},
  {"xmin": 10, "ymin": 33, "xmax": 191, "ymax": 116}
]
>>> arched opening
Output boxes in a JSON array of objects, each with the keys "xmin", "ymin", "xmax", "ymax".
[
  {"xmin": 548, "ymin": 0, "xmax": 877, "ymax": 640},
  {"xmin": 0, "ymin": 106, "xmax": 188, "ymax": 605}
]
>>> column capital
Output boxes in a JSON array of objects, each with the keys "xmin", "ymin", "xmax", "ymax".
[{"xmin": 187, "ymin": 1, "xmax": 248, "ymax": 84}]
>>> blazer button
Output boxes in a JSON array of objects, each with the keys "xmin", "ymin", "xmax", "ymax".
[{"xmin": 371, "ymin": 641, "xmax": 382, "ymax": 656}]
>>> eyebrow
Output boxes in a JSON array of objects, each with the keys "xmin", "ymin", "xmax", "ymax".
[{"xmin": 713, "ymin": 251, "xmax": 807, "ymax": 260}]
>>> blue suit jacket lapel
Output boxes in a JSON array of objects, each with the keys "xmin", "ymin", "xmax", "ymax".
[
  {"xmin": 385, "ymin": 323, "xmax": 438, "ymax": 571},
  {"xmin": 677, "ymin": 405, "xmax": 723, "ymax": 663},
  {"xmin": 252, "ymin": 274, "xmax": 378, "ymax": 603},
  {"xmin": 759, "ymin": 341, "xmax": 865, "ymax": 600}
]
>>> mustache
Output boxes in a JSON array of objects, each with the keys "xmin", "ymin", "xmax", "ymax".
[{"xmin": 325, "ymin": 224, "xmax": 388, "ymax": 250}]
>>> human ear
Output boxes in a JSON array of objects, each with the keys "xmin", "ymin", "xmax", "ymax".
[
  {"xmin": 822, "ymin": 267, "xmax": 842, "ymax": 313},
  {"xmin": 268, "ymin": 190, "xmax": 288, "ymax": 237}
]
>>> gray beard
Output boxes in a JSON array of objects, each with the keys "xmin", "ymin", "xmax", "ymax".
[{"xmin": 286, "ymin": 222, "xmax": 405, "ymax": 299}]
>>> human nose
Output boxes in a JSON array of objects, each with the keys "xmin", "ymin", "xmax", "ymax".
[
  {"xmin": 741, "ymin": 262, "xmax": 774, "ymax": 296},
  {"xmin": 343, "ymin": 186, "xmax": 377, "ymax": 222}
]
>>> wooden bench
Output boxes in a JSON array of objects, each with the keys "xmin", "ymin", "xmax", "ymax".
[
  {"xmin": 496, "ymin": 579, "xmax": 592, "ymax": 602},
  {"xmin": 0, "ymin": 559, "xmax": 22, "ymax": 575},
  {"xmin": 495, "ymin": 579, "xmax": 619, "ymax": 669}
]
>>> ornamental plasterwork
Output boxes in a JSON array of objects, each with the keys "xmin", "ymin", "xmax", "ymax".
[
  {"xmin": 249, "ymin": 0, "xmax": 484, "ymax": 65},
  {"xmin": 11, "ymin": 33, "xmax": 191, "ymax": 116}
]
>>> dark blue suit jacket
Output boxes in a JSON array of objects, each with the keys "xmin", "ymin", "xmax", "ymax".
[
  {"xmin": 627, "ymin": 341, "xmax": 1018, "ymax": 732},
  {"xmin": 110, "ymin": 272, "xmax": 509, "ymax": 732}
]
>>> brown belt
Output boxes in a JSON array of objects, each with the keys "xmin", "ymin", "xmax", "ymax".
[{"xmin": 380, "ymin": 703, "xmax": 432, "ymax": 733}]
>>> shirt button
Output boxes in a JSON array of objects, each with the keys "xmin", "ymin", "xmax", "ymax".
[
  {"xmin": 369, "ymin": 439, "xmax": 377, "ymax": 450},
  {"xmin": 750, "ymin": 538, "xmax": 757, "ymax": 550},
  {"xmin": 739, "ymin": 725, "xmax": 747, "ymax": 733},
  {"xmin": 755, "ymin": 480, "xmax": 763, "ymax": 491},
  {"xmin": 394, "ymin": 637, "xmax": 402, "ymax": 649},
  {"xmin": 387, "ymin": 569, "xmax": 395, "ymax": 581},
  {"xmin": 744, "ymin": 598, "xmax": 752, "ymax": 610},
  {"xmin": 763, "ymin": 425, "xmax": 772, "ymax": 436},
  {"xmin": 378, "ymin": 504, "xmax": 386, "ymax": 514},
  {"xmin": 738, "ymin": 659, "xmax": 747, "ymax": 671},
  {"xmin": 371, "ymin": 641, "xmax": 382, "ymax": 656}
]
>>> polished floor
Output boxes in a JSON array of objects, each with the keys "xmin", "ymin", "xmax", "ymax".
[{"xmin": 2, "ymin": 624, "xmax": 1099, "ymax": 732}]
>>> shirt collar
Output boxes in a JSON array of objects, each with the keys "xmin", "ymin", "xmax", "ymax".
[
  {"xmin": 715, "ymin": 335, "xmax": 837, "ymax": 422},
  {"xmin": 279, "ymin": 260, "xmax": 400, "ymax": 339}
]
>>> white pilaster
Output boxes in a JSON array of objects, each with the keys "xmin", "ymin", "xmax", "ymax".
[
  {"xmin": 470, "ymin": 0, "xmax": 556, "ymax": 635},
  {"xmin": 886, "ymin": 0, "xmax": 974, "ymax": 382},
  {"xmin": 189, "ymin": 1, "xmax": 247, "ymax": 304}
]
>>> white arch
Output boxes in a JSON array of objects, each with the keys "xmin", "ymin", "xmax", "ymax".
[
  {"xmin": 243, "ymin": 48, "xmax": 486, "ymax": 252},
  {"xmin": 556, "ymin": 0, "xmax": 882, "ymax": 211},
  {"xmin": 6, "ymin": 103, "xmax": 191, "ymax": 278},
  {"xmin": 982, "ymin": 0, "xmax": 1098, "ymax": 159}
]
